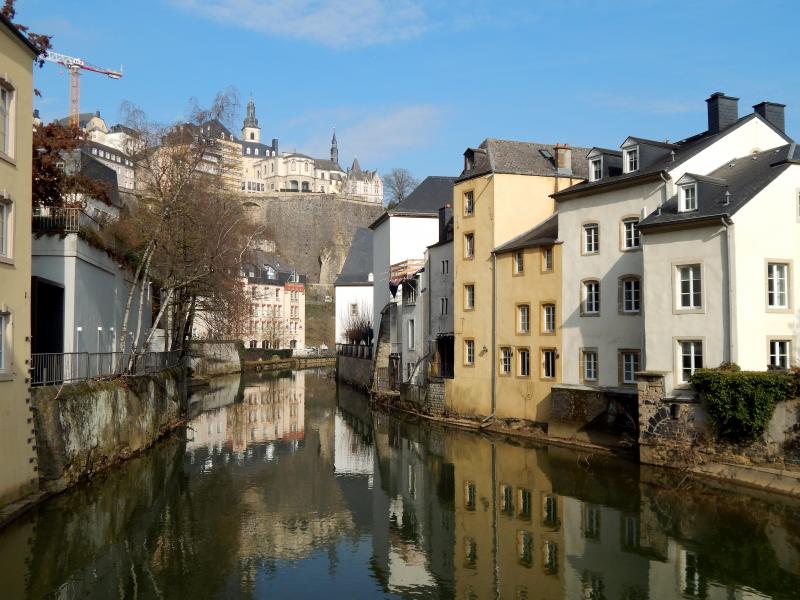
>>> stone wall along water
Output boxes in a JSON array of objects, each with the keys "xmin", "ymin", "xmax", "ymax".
[
  {"xmin": 187, "ymin": 341, "xmax": 242, "ymax": 377},
  {"xmin": 336, "ymin": 355, "xmax": 373, "ymax": 391},
  {"xmin": 31, "ymin": 369, "xmax": 186, "ymax": 493}
]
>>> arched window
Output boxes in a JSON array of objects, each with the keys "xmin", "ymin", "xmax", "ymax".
[
  {"xmin": 302, "ymin": 181, "xmax": 310, "ymax": 192},
  {"xmin": 290, "ymin": 160, "xmax": 297, "ymax": 172},
  {"xmin": 290, "ymin": 180, "xmax": 299, "ymax": 191},
  {"xmin": 250, "ymin": 133, "xmax": 254, "ymax": 140},
  {"xmin": 320, "ymin": 186, "xmax": 325, "ymax": 193}
]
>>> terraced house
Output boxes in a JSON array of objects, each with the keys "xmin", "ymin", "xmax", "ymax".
[
  {"xmin": 551, "ymin": 92, "xmax": 792, "ymax": 432},
  {"xmin": 451, "ymin": 140, "xmax": 588, "ymax": 418}
]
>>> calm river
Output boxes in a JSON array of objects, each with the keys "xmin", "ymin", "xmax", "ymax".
[{"xmin": 0, "ymin": 369, "xmax": 798, "ymax": 599}]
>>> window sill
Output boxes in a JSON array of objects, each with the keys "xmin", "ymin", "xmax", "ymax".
[
  {"xmin": 580, "ymin": 312, "xmax": 600, "ymax": 318},
  {"xmin": 766, "ymin": 307, "xmax": 793, "ymax": 314},
  {"xmin": 673, "ymin": 308, "xmax": 704, "ymax": 315},
  {"xmin": 0, "ymin": 151, "xmax": 16, "ymax": 167},
  {"xmin": 0, "ymin": 372, "xmax": 13, "ymax": 382},
  {"xmin": 0, "ymin": 255, "xmax": 14, "ymax": 266},
  {"xmin": 620, "ymin": 310, "xmax": 641, "ymax": 316},
  {"xmin": 581, "ymin": 252, "xmax": 599, "ymax": 257},
  {"xmin": 620, "ymin": 247, "xmax": 641, "ymax": 253},
  {"xmin": 540, "ymin": 331, "xmax": 557, "ymax": 336}
]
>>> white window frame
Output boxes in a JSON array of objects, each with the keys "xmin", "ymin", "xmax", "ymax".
[
  {"xmin": 622, "ymin": 218, "xmax": 640, "ymax": 249},
  {"xmin": 621, "ymin": 351, "xmax": 640, "ymax": 384},
  {"xmin": 677, "ymin": 265, "xmax": 702, "ymax": 310},
  {"xmin": 542, "ymin": 303, "xmax": 555, "ymax": 333},
  {"xmin": 514, "ymin": 251, "xmax": 524, "ymax": 274},
  {"xmin": 583, "ymin": 223, "xmax": 599, "ymax": 254},
  {"xmin": 622, "ymin": 278, "xmax": 640, "ymax": 313},
  {"xmin": 590, "ymin": 157, "xmax": 602, "ymax": 182},
  {"xmin": 518, "ymin": 304, "xmax": 530, "ymax": 333},
  {"xmin": 464, "ymin": 191, "xmax": 474, "ymax": 216},
  {"xmin": 0, "ymin": 201, "xmax": 9, "ymax": 259},
  {"xmin": 542, "ymin": 247, "xmax": 553, "ymax": 272},
  {"xmin": 519, "ymin": 348, "xmax": 530, "ymax": 377},
  {"xmin": 0, "ymin": 312, "xmax": 6, "ymax": 373},
  {"xmin": 0, "ymin": 82, "xmax": 14, "ymax": 159},
  {"xmin": 624, "ymin": 146, "xmax": 639, "ymax": 173},
  {"xmin": 582, "ymin": 349, "xmax": 598, "ymax": 382},
  {"xmin": 769, "ymin": 339, "xmax": 791, "ymax": 369},
  {"xmin": 678, "ymin": 340, "xmax": 703, "ymax": 384},
  {"xmin": 542, "ymin": 349, "xmax": 556, "ymax": 379},
  {"xmin": 464, "ymin": 284, "xmax": 475, "ymax": 310},
  {"xmin": 500, "ymin": 347, "xmax": 512, "ymax": 375},
  {"xmin": 464, "ymin": 339, "xmax": 475, "ymax": 365},
  {"xmin": 680, "ymin": 184, "xmax": 698, "ymax": 212},
  {"xmin": 767, "ymin": 262, "xmax": 789, "ymax": 309},
  {"xmin": 464, "ymin": 233, "xmax": 475, "ymax": 259},
  {"xmin": 583, "ymin": 280, "xmax": 600, "ymax": 315}
]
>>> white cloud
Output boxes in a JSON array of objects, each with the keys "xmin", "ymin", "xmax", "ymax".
[
  {"xmin": 285, "ymin": 103, "xmax": 442, "ymax": 167},
  {"xmin": 170, "ymin": 0, "xmax": 430, "ymax": 47}
]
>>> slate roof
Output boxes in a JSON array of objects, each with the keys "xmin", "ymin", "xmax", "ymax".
[
  {"xmin": 77, "ymin": 150, "xmax": 121, "ymax": 207},
  {"xmin": 314, "ymin": 158, "xmax": 340, "ymax": 171},
  {"xmin": 639, "ymin": 143, "xmax": 800, "ymax": 231},
  {"xmin": 493, "ymin": 213, "xmax": 558, "ymax": 254},
  {"xmin": 556, "ymin": 112, "xmax": 794, "ymax": 200},
  {"xmin": 457, "ymin": 139, "xmax": 591, "ymax": 183},
  {"xmin": 335, "ymin": 228, "xmax": 373, "ymax": 286},
  {"xmin": 242, "ymin": 248, "xmax": 306, "ymax": 285},
  {"xmin": 394, "ymin": 176, "xmax": 456, "ymax": 213}
]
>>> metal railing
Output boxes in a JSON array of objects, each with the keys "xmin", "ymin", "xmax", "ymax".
[
  {"xmin": 32, "ymin": 207, "xmax": 100, "ymax": 234},
  {"xmin": 31, "ymin": 351, "xmax": 181, "ymax": 386},
  {"xmin": 336, "ymin": 343, "xmax": 373, "ymax": 360}
]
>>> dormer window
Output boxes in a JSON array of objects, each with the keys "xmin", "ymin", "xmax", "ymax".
[
  {"xmin": 680, "ymin": 184, "xmax": 698, "ymax": 212},
  {"xmin": 624, "ymin": 147, "xmax": 639, "ymax": 173},
  {"xmin": 590, "ymin": 158, "xmax": 602, "ymax": 182},
  {"xmin": 465, "ymin": 153, "xmax": 474, "ymax": 171}
]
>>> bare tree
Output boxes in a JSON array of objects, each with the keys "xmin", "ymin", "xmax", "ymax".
[{"xmin": 382, "ymin": 168, "xmax": 419, "ymax": 209}]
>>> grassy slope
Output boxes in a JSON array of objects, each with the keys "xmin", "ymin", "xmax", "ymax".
[{"xmin": 305, "ymin": 302, "xmax": 334, "ymax": 348}]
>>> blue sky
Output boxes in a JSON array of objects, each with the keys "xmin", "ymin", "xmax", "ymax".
[{"xmin": 18, "ymin": 0, "xmax": 800, "ymax": 179}]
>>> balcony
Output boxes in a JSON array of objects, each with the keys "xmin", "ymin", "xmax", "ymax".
[
  {"xmin": 32, "ymin": 207, "xmax": 100, "ymax": 234},
  {"xmin": 389, "ymin": 259, "xmax": 424, "ymax": 282}
]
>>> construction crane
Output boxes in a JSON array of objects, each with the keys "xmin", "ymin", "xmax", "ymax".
[{"xmin": 43, "ymin": 51, "xmax": 123, "ymax": 127}]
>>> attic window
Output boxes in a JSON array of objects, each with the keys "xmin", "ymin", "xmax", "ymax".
[
  {"xmin": 465, "ymin": 154, "xmax": 474, "ymax": 171},
  {"xmin": 539, "ymin": 149, "xmax": 554, "ymax": 161},
  {"xmin": 590, "ymin": 158, "xmax": 602, "ymax": 182},
  {"xmin": 680, "ymin": 184, "xmax": 697, "ymax": 212},
  {"xmin": 624, "ymin": 147, "xmax": 639, "ymax": 173}
]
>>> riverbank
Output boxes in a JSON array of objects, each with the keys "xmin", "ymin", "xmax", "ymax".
[
  {"xmin": 367, "ymin": 387, "xmax": 800, "ymax": 499},
  {"xmin": 243, "ymin": 356, "xmax": 335, "ymax": 372}
]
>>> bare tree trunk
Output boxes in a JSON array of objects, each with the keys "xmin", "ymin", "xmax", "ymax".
[
  {"xmin": 130, "ymin": 248, "xmax": 153, "ymax": 361},
  {"xmin": 119, "ymin": 240, "xmax": 154, "ymax": 356},
  {"xmin": 142, "ymin": 287, "xmax": 174, "ymax": 351}
]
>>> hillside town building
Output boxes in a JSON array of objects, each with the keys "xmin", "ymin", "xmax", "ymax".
[{"xmin": 334, "ymin": 227, "xmax": 374, "ymax": 345}]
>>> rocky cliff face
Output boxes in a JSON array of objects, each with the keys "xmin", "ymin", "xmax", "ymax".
[{"xmin": 245, "ymin": 194, "xmax": 384, "ymax": 285}]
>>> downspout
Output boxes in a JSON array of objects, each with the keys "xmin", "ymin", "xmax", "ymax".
[
  {"xmin": 721, "ymin": 217, "xmax": 737, "ymax": 364},
  {"xmin": 487, "ymin": 251, "xmax": 497, "ymax": 423}
]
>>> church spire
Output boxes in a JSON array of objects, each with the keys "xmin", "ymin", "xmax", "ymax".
[
  {"xmin": 243, "ymin": 97, "xmax": 259, "ymax": 129},
  {"xmin": 330, "ymin": 128, "xmax": 339, "ymax": 165}
]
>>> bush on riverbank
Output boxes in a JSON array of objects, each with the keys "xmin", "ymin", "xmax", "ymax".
[{"xmin": 691, "ymin": 366, "xmax": 796, "ymax": 441}]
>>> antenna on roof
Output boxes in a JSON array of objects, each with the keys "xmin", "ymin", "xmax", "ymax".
[
  {"xmin": 723, "ymin": 191, "xmax": 731, "ymax": 205},
  {"xmin": 656, "ymin": 206, "xmax": 662, "ymax": 216},
  {"xmin": 670, "ymin": 150, "xmax": 676, "ymax": 162}
]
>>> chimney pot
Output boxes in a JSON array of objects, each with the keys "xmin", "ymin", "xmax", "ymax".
[
  {"xmin": 706, "ymin": 92, "xmax": 739, "ymax": 134},
  {"xmin": 753, "ymin": 101, "xmax": 786, "ymax": 133},
  {"xmin": 555, "ymin": 144, "xmax": 573, "ymax": 176}
]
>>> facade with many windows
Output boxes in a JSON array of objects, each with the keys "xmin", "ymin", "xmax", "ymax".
[{"xmin": 0, "ymin": 13, "xmax": 39, "ymax": 511}]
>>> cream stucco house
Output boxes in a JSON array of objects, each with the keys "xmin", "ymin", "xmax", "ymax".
[{"xmin": 552, "ymin": 93, "xmax": 791, "ymax": 409}]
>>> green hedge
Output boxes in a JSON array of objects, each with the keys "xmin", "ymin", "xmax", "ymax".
[{"xmin": 691, "ymin": 367, "xmax": 795, "ymax": 441}]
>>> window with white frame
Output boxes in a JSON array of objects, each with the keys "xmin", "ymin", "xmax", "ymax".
[
  {"xmin": 514, "ymin": 251, "xmax": 524, "ymax": 274},
  {"xmin": 500, "ymin": 347, "xmax": 512, "ymax": 375},
  {"xmin": 542, "ymin": 247, "xmax": 553, "ymax": 272},
  {"xmin": 680, "ymin": 184, "xmax": 698, "ymax": 212},
  {"xmin": 622, "ymin": 218, "xmax": 640, "ymax": 249},
  {"xmin": 464, "ymin": 339, "xmax": 475, "ymax": 365},
  {"xmin": 464, "ymin": 191, "xmax": 474, "ymax": 216},
  {"xmin": 518, "ymin": 304, "xmax": 530, "ymax": 333},
  {"xmin": 403, "ymin": 280, "xmax": 417, "ymax": 305},
  {"xmin": 0, "ymin": 202, "xmax": 8, "ymax": 258},
  {"xmin": 621, "ymin": 350, "xmax": 640, "ymax": 384},
  {"xmin": 542, "ymin": 303, "xmax": 555, "ymax": 333},
  {"xmin": 583, "ymin": 280, "xmax": 600, "ymax": 314},
  {"xmin": 590, "ymin": 158, "xmax": 602, "ymax": 182},
  {"xmin": 769, "ymin": 340, "xmax": 791, "ymax": 369},
  {"xmin": 440, "ymin": 297, "xmax": 448, "ymax": 315},
  {"xmin": 767, "ymin": 262, "xmax": 789, "ymax": 309},
  {"xmin": 0, "ymin": 312, "xmax": 8, "ymax": 373},
  {"xmin": 464, "ymin": 233, "xmax": 475, "ymax": 258},
  {"xmin": 0, "ymin": 85, "xmax": 12, "ymax": 156},
  {"xmin": 464, "ymin": 284, "xmax": 475, "ymax": 310},
  {"xmin": 678, "ymin": 265, "xmax": 702, "ymax": 309},
  {"xmin": 624, "ymin": 147, "xmax": 639, "ymax": 172},
  {"xmin": 582, "ymin": 349, "xmax": 598, "ymax": 382},
  {"xmin": 542, "ymin": 349, "xmax": 556, "ymax": 379},
  {"xmin": 583, "ymin": 223, "xmax": 599, "ymax": 254},
  {"xmin": 679, "ymin": 340, "xmax": 703, "ymax": 383},
  {"xmin": 622, "ymin": 278, "xmax": 640, "ymax": 313},
  {"xmin": 519, "ymin": 348, "xmax": 530, "ymax": 376},
  {"xmin": 407, "ymin": 319, "xmax": 415, "ymax": 350}
]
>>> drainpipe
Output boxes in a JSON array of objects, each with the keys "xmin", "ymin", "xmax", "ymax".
[
  {"xmin": 721, "ymin": 217, "xmax": 737, "ymax": 363},
  {"xmin": 490, "ymin": 252, "xmax": 498, "ymax": 419}
]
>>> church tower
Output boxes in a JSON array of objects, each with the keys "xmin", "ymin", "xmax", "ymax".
[
  {"xmin": 330, "ymin": 129, "xmax": 338, "ymax": 165},
  {"xmin": 242, "ymin": 97, "xmax": 261, "ymax": 143}
]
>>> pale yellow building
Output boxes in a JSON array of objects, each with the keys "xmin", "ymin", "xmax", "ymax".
[
  {"xmin": 0, "ymin": 14, "xmax": 39, "ymax": 511},
  {"xmin": 450, "ymin": 140, "xmax": 587, "ymax": 418},
  {"xmin": 493, "ymin": 214, "xmax": 562, "ymax": 423}
]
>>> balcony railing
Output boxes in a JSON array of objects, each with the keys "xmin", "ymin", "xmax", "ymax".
[
  {"xmin": 389, "ymin": 259, "xmax": 424, "ymax": 282},
  {"xmin": 336, "ymin": 343, "xmax": 373, "ymax": 360},
  {"xmin": 31, "ymin": 351, "xmax": 181, "ymax": 386},
  {"xmin": 32, "ymin": 207, "xmax": 100, "ymax": 234}
]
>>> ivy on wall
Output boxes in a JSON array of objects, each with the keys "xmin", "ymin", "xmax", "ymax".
[{"xmin": 691, "ymin": 365, "xmax": 797, "ymax": 441}]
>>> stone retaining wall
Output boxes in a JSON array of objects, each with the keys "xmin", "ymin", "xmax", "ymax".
[
  {"xmin": 337, "ymin": 355, "xmax": 373, "ymax": 391},
  {"xmin": 31, "ymin": 368, "xmax": 186, "ymax": 494},
  {"xmin": 549, "ymin": 384, "xmax": 639, "ymax": 444},
  {"xmin": 187, "ymin": 341, "xmax": 242, "ymax": 377}
]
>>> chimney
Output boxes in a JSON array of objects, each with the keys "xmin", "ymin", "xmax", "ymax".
[
  {"xmin": 706, "ymin": 92, "xmax": 739, "ymax": 134},
  {"xmin": 272, "ymin": 138, "xmax": 279, "ymax": 153},
  {"xmin": 554, "ymin": 144, "xmax": 572, "ymax": 176},
  {"xmin": 438, "ymin": 204, "xmax": 453, "ymax": 243},
  {"xmin": 753, "ymin": 101, "xmax": 786, "ymax": 133}
]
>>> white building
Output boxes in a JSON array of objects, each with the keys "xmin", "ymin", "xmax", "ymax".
[
  {"xmin": 334, "ymin": 228, "xmax": 374, "ymax": 344},
  {"xmin": 553, "ymin": 92, "xmax": 791, "ymax": 400},
  {"xmin": 639, "ymin": 134, "xmax": 799, "ymax": 396},
  {"xmin": 369, "ymin": 176, "xmax": 454, "ymax": 383}
]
